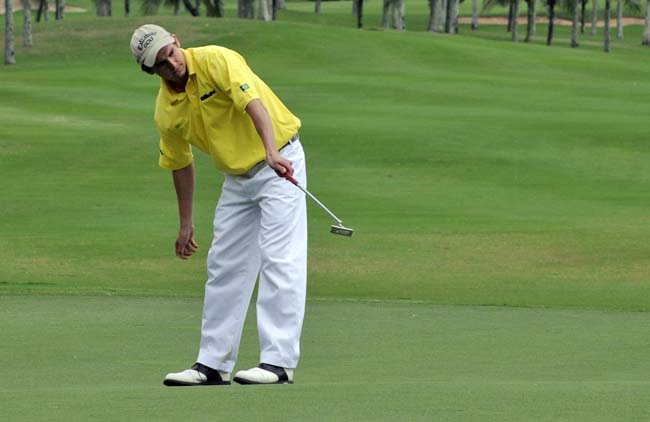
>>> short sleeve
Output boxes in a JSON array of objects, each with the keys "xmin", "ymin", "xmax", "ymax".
[
  {"xmin": 210, "ymin": 48, "xmax": 261, "ymax": 113},
  {"xmin": 158, "ymin": 135, "xmax": 193, "ymax": 171}
]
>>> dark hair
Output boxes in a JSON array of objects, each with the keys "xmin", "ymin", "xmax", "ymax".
[{"xmin": 141, "ymin": 64, "xmax": 154, "ymax": 75}]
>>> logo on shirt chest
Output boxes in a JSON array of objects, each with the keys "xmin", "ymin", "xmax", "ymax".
[{"xmin": 200, "ymin": 90, "xmax": 216, "ymax": 101}]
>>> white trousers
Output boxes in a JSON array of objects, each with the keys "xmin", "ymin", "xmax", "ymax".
[{"xmin": 197, "ymin": 140, "xmax": 307, "ymax": 373}]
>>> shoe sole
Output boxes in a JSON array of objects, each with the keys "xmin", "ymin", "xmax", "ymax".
[
  {"xmin": 163, "ymin": 379, "xmax": 231, "ymax": 386},
  {"xmin": 232, "ymin": 377, "xmax": 293, "ymax": 385}
]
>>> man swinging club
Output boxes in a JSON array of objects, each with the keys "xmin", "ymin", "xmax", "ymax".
[{"xmin": 130, "ymin": 24, "xmax": 307, "ymax": 385}]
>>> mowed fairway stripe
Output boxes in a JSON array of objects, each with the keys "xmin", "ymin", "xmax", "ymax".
[{"xmin": 1, "ymin": 295, "xmax": 648, "ymax": 421}]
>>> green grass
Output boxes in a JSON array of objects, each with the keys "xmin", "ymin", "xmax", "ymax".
[
  {"xmin": 1, "ymin": 5, "xmax": 650, "ymax": 421},
  {"xmin": 2, "ymin": 296, "xmax": 649, "ymax": 421}
]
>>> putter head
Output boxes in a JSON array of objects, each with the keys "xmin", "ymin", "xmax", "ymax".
[{"xmin": 330, "ymin": 224, "xmax": 354, "ymax": 237}]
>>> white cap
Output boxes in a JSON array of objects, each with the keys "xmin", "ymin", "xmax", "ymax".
[{"xmin": 130, "ymin": 24, "xmax": 175, "ymax": 68}]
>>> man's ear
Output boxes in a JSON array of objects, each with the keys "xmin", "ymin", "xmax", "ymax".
[{"xmin": 172, "ymin": 34, "xmax": 181, "ymax": 48}]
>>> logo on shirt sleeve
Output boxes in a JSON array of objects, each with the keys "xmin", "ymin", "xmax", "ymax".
[{"xmin": 240, "ymin": 83, "xmax": 250, "ymax": 92}]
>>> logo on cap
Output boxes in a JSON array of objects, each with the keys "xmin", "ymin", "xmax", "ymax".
[{"xmin": 138, "ymin": 31, "xmax": 156, "ymax": 52}]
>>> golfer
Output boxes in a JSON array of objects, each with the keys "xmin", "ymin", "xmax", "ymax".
[{"xmin": 130, "ymin": 24, "xmax": 307, "ymax": 385}]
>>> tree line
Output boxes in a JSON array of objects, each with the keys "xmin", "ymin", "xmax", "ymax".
[{"xmin": 5, "ymin": 0, "xmax": 650, "ymax": 64}]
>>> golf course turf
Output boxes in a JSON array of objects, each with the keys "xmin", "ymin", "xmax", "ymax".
[{"xmin": 1, "ymin": 2, "xmax": 649, "ymax": 420}]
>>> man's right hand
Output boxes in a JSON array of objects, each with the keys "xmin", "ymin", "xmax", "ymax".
[{"xmin": 175, "ymin": 225, "xmax": 199, "ymax": 260}]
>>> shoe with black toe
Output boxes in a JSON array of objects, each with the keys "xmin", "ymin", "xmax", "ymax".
[
  {"xmin": 163, "ymin": 363, "xmax": 230, "ymax": 386},
  {"xmin": 233, "ymin": 363, "xmax": 294, "ymax": 385}
]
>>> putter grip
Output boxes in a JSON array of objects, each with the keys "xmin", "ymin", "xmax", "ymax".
[{"xmin": 283, "ymin": 173, "xmax": 299, "ymax": 186}]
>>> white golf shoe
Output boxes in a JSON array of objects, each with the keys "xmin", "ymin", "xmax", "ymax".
[
  {"xmin": 234, "ymin": 363, "xmax": 294, "ymax": 385},
  {"xmin": 163, "ymin": 363, "xmax": 230, "ymax": 386}
]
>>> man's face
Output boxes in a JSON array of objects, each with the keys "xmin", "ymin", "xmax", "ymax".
[{"xmin": 152, "ymin": 39, "xmax": 187, "ymax": 83}]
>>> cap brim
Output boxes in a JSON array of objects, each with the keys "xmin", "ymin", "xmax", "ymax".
[{"xmin": 141, "ymin": 34, "xmax": 175, "ymax": 67}]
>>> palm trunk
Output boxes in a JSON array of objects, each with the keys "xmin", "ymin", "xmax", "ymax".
[
  {"xmin": 382, "ymin": 0, "xmax": 390, "ymax": 28},
  {"xmin": 591, "ymin": 0, "xmax": 598, "ymax": 35},
  {"xmin": 435, "ymin": 0, "xmax": 446, "ymax": 31},
  {"xmin": 547, "ymin": 0, "xmax": 556, "ymax": 45},
  {"xmin": 571, "ymin": 0, "xmax": 579, "ymax": 47},
  {"xmin": 525, "ymin": 0, "xmax": 536, "ymax": 42},
  {"xmin": 616, "ymin": 0, "xmax": 623, "ymax": 39},
  {"xmin": 580, "ymin": 0, "xmax": 586, "ymax": 33},
  {"xmin": 125, "ymin": 0, "xmax": 130, "ymax": 16},
  {"xmin": 427, "ymin": 0, "xmax": 436, "ymax": 31},
  {"xmin": 472, "ymin": 0, "xmax": 479, "ymax": 29},
  {"xmin": 391, "ymin": 0, "xmax": 405, "ymax": 30},
  {"xmin": 55, "ymin": 0, "xmax": 64, "ymax": 19},
  {"xmin": 37, "ymin": 0, "xmax": 49, "ymax": 22},
  {"xmin": 511, "ymin": 0, "xmax": 519, "ymax": 42},
  {"xmin": 258, "ymin": 0, "xmax": 270, "ymax": 20},
  {"xmin": 604, "ymin": 0, "xmax": 611, "ymax": 51},
  {"xmin": 446, "ymin": 0, "xmax": 458, "ymax": 33},
  {"xmin": 357, "ymin": 0, "xmax": 363, "ymax": 28},
  {"xmin": 5, "ymin": 0, "xmax": 16, "ymax": 64},
  {"xmin": 22, "ymin": 0, "xmax": 32, "ymax": 47},
  {"xmin": 182, "ymin": 0, "xmax": 199, "ymax": 15},
  {"xmin": 643, "ymin": 0, "xmax": 650, "ymax": 45},
  {"xmin": 315, "ymin": 0, "xmax": 321, "ymax": 13},
  {"xmin": 507, "ymin": 2, "xmax": 513, "ymax": 31}
]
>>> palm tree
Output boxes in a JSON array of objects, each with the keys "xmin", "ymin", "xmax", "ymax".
[
  {"xmin": 511, "ymin": 0, "xmax": 520, "ymax": 41},
  {"xmin": 5, "ymin": 0, "xmax": 16, "ymax": 64},
  {"xmin": 546, "ymin": 0, "xmax": 558, "ymax": 45},
  {"xmin": 446, "ymin": 0, "xmax": 460, "ymax": 33},
  {"xmin": 616, "ymin": 0, "xmax": 641, "ymax": 39},
  {"xmin": 524, "ymin": 0, "xmax": 537, "ymax": 42},
  {"xmin": 37, "ymin": 0, "xmax": 49, "ymax": 22},
  {"xmin": 571, "ymin": 0, "xmax": 579, "ymax": 46},
  {"xmin": 580, "ymin": 0, "xmax": 588, "ymax": 33},
  {"xmin": 382, "ymin": 0, "xmax": 405, "ymax": 29},
  {"xmin": 97, "ymin": 0, "xmax": 112, "ymax": 16},
  {"xmin": 56, "ymin": 0, "xmax": 64, "ymax": 19},
  {"xmin": 472, "ymin": 0, "xmax": 479, "ymax": 29},
  {"xmin": 643, "ymin": 0, "xmax": 650, "ymax": 44},
  {"xmin": 604, "ymin": 0, "xmax": 611, "ymax": 51},
  {"xmin": 22, "ymin": 0, "xmax": 33, "ymax": 47},
  {"xmin": 591, "ymin": 0, "xmax": 598, "ymax": 34}
]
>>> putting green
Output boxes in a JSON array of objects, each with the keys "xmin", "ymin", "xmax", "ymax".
[{"xmin": 1, "ymin": 295, "xmax": 648, "ymax": 421}]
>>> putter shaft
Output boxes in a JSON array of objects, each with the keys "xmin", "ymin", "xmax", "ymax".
[{"xmin": 283, "ymin": 174, "xmax": 343, "ymax": 225}]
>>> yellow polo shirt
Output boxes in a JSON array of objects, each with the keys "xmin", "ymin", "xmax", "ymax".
[{"xmin": 154, "ymin": 46, "xmax": 301, "ymax": 175}]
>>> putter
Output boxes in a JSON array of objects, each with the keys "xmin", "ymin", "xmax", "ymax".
[{"xmin": 283, "ymin": 173, "xmax": 354, "ymax": 237}]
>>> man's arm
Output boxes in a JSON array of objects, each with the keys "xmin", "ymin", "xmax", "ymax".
[
  {"xmin": 246, "ymin": 98, "xmax": 294, "ymax": 176},
  {"xmin": 172, "ymin": 162, "xmax": 199, "ymax": 260}
]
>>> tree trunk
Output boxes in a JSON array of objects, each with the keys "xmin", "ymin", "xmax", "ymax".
[
  {"xmin": 238, "ymin": 0, "xmax": 254, "ymax": 18},
  {"xmin": 258, "ymin": 0, "xmax": 271, "ymax": 20},
  {"xmin": 511, "ymin": 0, "xmax": 519, "ymax": 41},
  {"xmin": 616, "ymin": 0, "xmax": 623, "ymax": 38},
  {"xmin": 604, "ymin": 0, "xmax": 611, "ymax": 51},
  {"xmin": 22, "ymin": 0, "xmax": 32, "ymax": 47},
  {"xmin": 591, "ymin": 0, "xmax": 598, "ymax": 35},
  {"xmin": 507, "ymin": 2, "xmax": 513, "ymax": 31},
  {"xmin": 182, "ymin": 0, "xmax": 199, "ymax": 16},
  {"xmin": 315, "ymin": 0, "xmax": 321, "ymax": 13},
  {"xmin": 96, "ymin": 0, "xmax": 112, "ymax": 16},
  {"xmin": 55, "ymin": 0, "xmax": 64, "ymax": 19},
  {"xmin": 391, "ymin": 0, "xmax": 405, "ymax": 29},
  {"xmin": 580, "ymin": 0, "xmax": 586, "ymax": 33},
  {"xmin": 356, "ymin": 0, "xmax": 363, "ymax": 28},
  {"xmin": 471, "ymin": 0, "xmax": 479, "ymax": 29},
  {"xmin": 525, "ymin": 0, "xmax": 536, "ymax": 42},
  {"xmin": 125, "ymin": 0, "xmax": 130, "ymax": 16},
  {"xmin": 571, "ymin": 0, "xmax": 579, "ymax": 46},
  {"xmin": 37, "ymin": 0, "xmax": 49, "ymax": 22},
  {"xmin": 215, "ymin": 0, "xmax": 225, "ymax": 17},
  {"xmin": 446, "ymin": 0, "xmax": 459, "ymax": 33},
  {"xmin": 174, "ymin": 0, "xmax": 180, "ymax": 15},
  {"xmin": 547, "ymin": 0, "xmax": 556, "ymax": 45},
  {"xmin": 434, "ymin": 0, "xmax": 446, "ymax": 31},
  {"xmin": 643, "ymin": 0, "xmax": 650, "ymax": 44},
  {"xmin": 382, "ymin": 0, "xmax": 390, "ymax": 28},
  {"xmin": 5, "ymin": 0, "xmax": 16, "ymax": 64}
]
